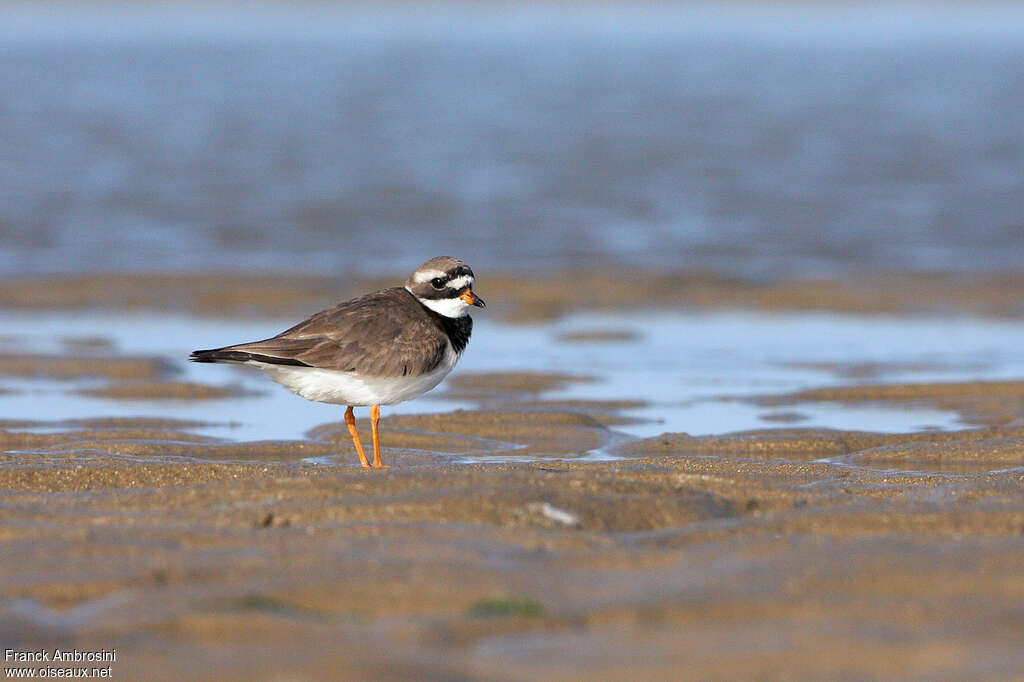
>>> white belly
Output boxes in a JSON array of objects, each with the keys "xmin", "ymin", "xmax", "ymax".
[{"xmin": 251, "ymin": 343, "xmax": 460, "ymax": 406}]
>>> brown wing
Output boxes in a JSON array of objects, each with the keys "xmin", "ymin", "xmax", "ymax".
[{"xmin": 223, "ymin": 288, "xmax": 448, "ymax": 377}]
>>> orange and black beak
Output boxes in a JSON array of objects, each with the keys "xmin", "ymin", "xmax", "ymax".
[{"xmin": 460, "ymin": 289, "xmax": 486, "ymax": 308}]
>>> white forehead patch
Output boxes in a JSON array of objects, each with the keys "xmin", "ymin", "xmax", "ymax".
[
  {"xmin": 412, "ymin": 269, "xmax": 447, "ymax": 284},
  {"xmin": 446, "ymin": 275, "xmax": 473, "ymax": 291}
]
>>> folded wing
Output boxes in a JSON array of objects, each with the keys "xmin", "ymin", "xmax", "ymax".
[{"xmin": 190, "ymin": 288, "xmax": 448, "ymax": 377}]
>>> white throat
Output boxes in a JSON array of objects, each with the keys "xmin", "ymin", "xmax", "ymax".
[{"xmin": 407, "ymin": 287, "xmax": 472, "ymax": 318}]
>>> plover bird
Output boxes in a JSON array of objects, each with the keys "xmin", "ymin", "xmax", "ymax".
[{"xmin": 190, "ymin": 256, "xmax": 485, "ymax": 468}]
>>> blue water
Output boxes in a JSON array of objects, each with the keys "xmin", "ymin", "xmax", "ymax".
[
  {"xmin": 2, "ymin": 310, "xmax": 1024, "ymax": 444},
  {"xmin": 1, "ymin": 4, "xmax": 1023, "ymax": 278}
]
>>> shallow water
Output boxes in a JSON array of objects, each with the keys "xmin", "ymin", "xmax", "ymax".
[
  {"xmin": 2, "ymin": 310, "xmax": 1024, "ymax": 446},
  {"xmin": 2, "ymin": 4, "xmax": 1024, "ymax": 278}
]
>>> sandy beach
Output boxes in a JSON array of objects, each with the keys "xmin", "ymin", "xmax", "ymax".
[{"xmin": 0, "ymin": 271, "xmax": 1021, "ymax": 680}]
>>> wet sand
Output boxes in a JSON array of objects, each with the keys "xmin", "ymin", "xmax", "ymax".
[
  {"xmin": 764, "ymin": 379, "xmax": 1024, "ymax": 430},
  {"xmin": 1, "ymin": 273, "xmax": 1023, "ymax": 679},
  {"xmin": 1, "ymin": 409, "xmax": 1022, "ymax": 680},
  {"xmin": 3, "ymin": 269, "xmax": 1024, "ymax": 321}
]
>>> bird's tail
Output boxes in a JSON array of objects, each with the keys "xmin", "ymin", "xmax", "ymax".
[
  {"xmin": 189, "ymin": 347, "xmax": 310, "ymax": 367},
  {"xmin": 190, "ymin": 348, "xmax": 251, "ymax": 364}
]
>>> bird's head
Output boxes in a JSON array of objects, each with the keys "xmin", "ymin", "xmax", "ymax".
[{"xmin": 405, "ymin": 256, "xmax": 486, "ymax": 318}]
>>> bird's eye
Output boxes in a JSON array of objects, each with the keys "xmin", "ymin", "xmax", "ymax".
[{"xmin": 430, "ymin": 278, "xmax": 446, "ymax": 290}]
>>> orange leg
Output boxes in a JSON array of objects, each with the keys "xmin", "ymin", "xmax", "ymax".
[
  {"xmin": 370, "ymin": 405, "xmax": 386, "ymax": 467},
  {"xmin": 344, "ymin": 406, "xmax": 370, "ymax": 468}
]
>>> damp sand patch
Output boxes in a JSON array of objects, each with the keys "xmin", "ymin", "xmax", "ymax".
[
  {"xmin": 620, "ymin": 425, "xmax": 1024, "ymax": 480},
  {"xmin": 79, "ymin": 380, "xmax": 259, "ymax": 401},
  {"xmin": 4, "ymin": 270, "xmax": 1024, "ymax": 322},
  {"xmin": 1, "ymin": 416, "xmax": 1023, "ymax": 680},
  {"xmin": 556, "ymin": 329, "xmax": 640, "ymax": 343},
  {"xmin": 848, "ymin": 436, "xmax": 1024, "ymax": 475},
  {"xmin": 446, "ymin": 371, "xmax": 595, "ymax": 397},
  {"xmin": 442, "ymin": 372, "xmax": 641, "ymax": 428},
  {"xmin": 311, "ymin": 409, "xmax": 620, "ymax": 464},
  {"xmin": 762, "ymin": 379, "xmax": 1024, "ymax": 428},
  {"xmin": 0, "ymin": 353, "xmax": 176, "ymax": 380}
]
